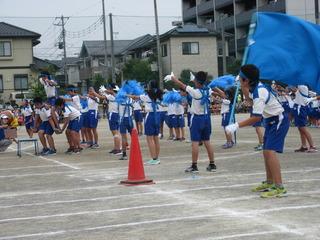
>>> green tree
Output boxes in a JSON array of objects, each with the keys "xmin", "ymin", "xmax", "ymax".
[
  {"xmin": 30, "ymin": 77, "xmax": 46, "ymax": 100},
  {"xmin": 122, "ymin": 59, "xmax": 154, "ymax": 83},
  {"xmin": 92, "ymin": 74, "xmax": 107, "ymax": 91},
  {"xmin": 227, "ymin": 59, "xmax": 242, "ymax": 75}
]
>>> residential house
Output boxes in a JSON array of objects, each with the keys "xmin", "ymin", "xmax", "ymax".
[
  {"xmin": 159, "ymin": 23, "xmax": 219, "ymax": 78},
  {"xmin": 0, "ymin": 22, "xmax": 41, "ymax": 102},
  {"xmin": 78, "ymin": 40, "xmax": 133, "ymax": 88}
]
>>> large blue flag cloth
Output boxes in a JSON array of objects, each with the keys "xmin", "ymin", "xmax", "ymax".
[{"xmin": 246, "ymin": 12, "xmax": 320, "ymax": 93}]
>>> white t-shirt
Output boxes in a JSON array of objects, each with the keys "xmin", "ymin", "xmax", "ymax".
[
  {"xmin": 294, "ymin": 85, "xmax": 309, "ymax": 106},
  {"xmin": 175, "ymin": 103, "xmax": 185, "ymax": 115},
  {"xmin": 70, "ymin": 95, "xmax": 81, "ymax": 111},
  {"xmin": 104, "ymin": 94, "xmax": 118, "ymax": 113},
  {"xmin": 35, "ymin": 107, "xmax": 51, "ymax": 122},
  {"xmin": 158, "ymin": 104, "xmax": 168, "ymax": 112},
  {"xmin": 167, "ymin": 103, "xmax": 176, "ymax": 115},
  {"xmin": 251, "ymin": 83, "xmax": 284, "ymax": 118},
  {"xmin": 133, "ymin": 100, "xmax": 142, "ymax": 111},
  {"xmin": 40, "ymin": 78, "xmax": 56, "ymax": 98},
  {"xmin": 64, "ymin": 105, "xmax": 81, "ymax": 121},
  {"xmin": 119, "ymin": 98, "xmax": 133, "ymax": 117},
  {"xmin": 220, "ymin": 99, "xmax": 230, "ymax": 114},
  {"xmin": 139, "ymin": 94, "xmax": 158, "ymax": 113},
  {"xmin": 87, "ymin": 97, "xmax": 99, "ymax": 111},
  {"xmin": 21, "ymin": 106, "xmax": 33, "ymax": 117},
  {"xmin": 185, "ymin": 86, "xmax": 212, "ymax": 115}
]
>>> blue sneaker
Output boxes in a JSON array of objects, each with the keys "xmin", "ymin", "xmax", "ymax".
[
  {"xmin": 40, "ymin": 148, "xmax": 50, "ymax": 155},
  {"xmin": 46, "ymin": 149, "xmax": 57, "ymax": 155}
]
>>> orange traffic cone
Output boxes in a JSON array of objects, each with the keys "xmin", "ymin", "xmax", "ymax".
[{"xmin": 120, "ymin": 128, "xmax": 154, "ymax": 185}]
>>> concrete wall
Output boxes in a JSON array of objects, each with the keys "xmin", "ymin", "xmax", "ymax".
[{"xmin": 167, "ymin": 36, "xmax": 218, "ymax": 78}]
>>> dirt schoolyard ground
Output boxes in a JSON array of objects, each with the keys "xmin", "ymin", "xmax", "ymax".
[{"xmin": 0, "ymin": 113, "xmax": 319, "ymax": 240}]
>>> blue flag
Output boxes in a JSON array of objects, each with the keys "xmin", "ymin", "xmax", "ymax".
[
  {"xmin": 208, "ymin": 75, "xmax": 235, "ymax": 89},
  {"xmin": 246, "ymin": 12, "xmax": 320, "ymax": 93}
]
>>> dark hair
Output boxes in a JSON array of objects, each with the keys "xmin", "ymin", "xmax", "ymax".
[
  {"xmin": 240, "ymin": 64, "xmax": 260, "ymax": 91},
  {"xmin": 33, "ymin": 97, "xmax": 43, "ymax": 104},
  {"xmin": 225, "ymin": 87, "xmax": 236, "ymax": 104},
  {"xmin": 195, "ymin": 71, "xmax": 207, "ymax": 85},
  {"xmin": 147, "ymin": 80, "xmax": 163, "ymax": 101},
  {"xmin": 55, "ymin": 98, "xmax": 64, "ymax": 107}
]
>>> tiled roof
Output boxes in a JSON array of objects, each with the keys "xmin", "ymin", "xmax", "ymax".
[{"xmin": 0, "ymin": 22, "xmax": 41, "ymax": 38}]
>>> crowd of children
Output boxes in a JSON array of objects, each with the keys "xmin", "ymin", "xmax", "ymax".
[{"xmin": 1, "ymin": 67, "xmax": 320, "ymax": 198}]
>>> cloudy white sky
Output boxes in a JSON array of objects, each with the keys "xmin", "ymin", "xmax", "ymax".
[{"xmin": 0, "ymin": 0, "xmax": 182, "ymax": 59}]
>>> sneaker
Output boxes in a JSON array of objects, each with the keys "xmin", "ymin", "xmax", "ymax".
[
  {"xmin": 90, "ymin": 144, "xmax": 100, "ymax": 149},
  {"xmin": 206, "ymin": 163, "xmax": 217, "ymax": 172},
  {"xmin": 158, "ymin": 134, "xmax": 163, "ymax": 139},
  {"xmin": 185, "ymin": 165, "xmax": 199, "ymax": 173},
  {"xmin": 260, "ymin": 186, "xmax": 287, "ymax": 198},
  {"xmin": 145, "ymin": 159, "xmax": 160, "ymax": 165},
  {"xmin": 64, "ymin": 148, "xmax": 73, "ymax": 154},
  {"xmin": 222, "ymin": 142, "xmax": 233, "ymax": 149},
  {"xmin": 119, "ymin": 155, "xmax": 127, "ymax": 160},
  {"xmin": 294, "ymin": 146, "xmax": 308, "ymax": 152},
  {"xmin": 113, "ymin": 149, "xmax": 122, "ymax": 155},
  {"xmin": 80, "ymin": 141, "xmax": 87, "ymax": 144},
  {"xmin": 46, "ymin": 149, "xmax": 57, "ymax": 155},
  {"xmin": 109, "ymin": 149, "xmax": 116, "ymax": 154},
  {"xmin": 40, "ymin": 148, "xmax": 50, "ymax": 155},
  {"xmin": 254, "ymin": 144, "xmax": 263, "ymax": 151},
  {"xmin": 251, "ymin": 181, "xmax": 273, "ymax": 192},
  {"xmin": 307, "ymin": 146, "xmax": 318, "ymax": 153},
  {"xmin": 173, "ymin": 138, "xmax": 181, "ymax": 141}
]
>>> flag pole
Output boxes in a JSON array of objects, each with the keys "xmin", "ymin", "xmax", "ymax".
[{"xmin": 229, "ymin": 13, "xmax": 258, "ymax": 144}]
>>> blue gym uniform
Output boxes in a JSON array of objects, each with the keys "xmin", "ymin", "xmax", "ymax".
[
  {"xmin": 175, "ymin": 102, "xmax": 185, "ymax": 128},
  {"xmin": 292, "ymin": 85, "xmax": 309, "ymax": 127},
  {"xmin": 86, "ymin": 97, "xmax": 99, "ymax": 129},
  {"xmin": 221, "ymin": 99, "xmax": 233, "ymax": 127},
  {"xmin": 36, "ymin": 107, "xmax": 54, "ymax": 135},
  {"xmin": 186, "ymin": 86, "xmax": 212, "ymax": 142},
  {"xmin": 166, "ymin": 103, "xmax": 176, "ymax": 129},
  {"xmin": 64, "ymin": 105, "xmax": 81, "ymax": 132},
  {"xmin": 133, "ymin": 100, "xmax": 143, "ymax": 123},
  {"xmin": 21, "ymin": 105, "xmax": 34, "ymax": 130},
  {"xmin": 140, "ymin": 94, "xmax": 161, "ymax": 136},
  {"xmin": 119, "ymin": 98, "xmax": 133, "ymax": 134},
  {"xmin": 251, "ymin": 83, "xmax": 289, "ymax": 153},
  {"xmin": 105, "ymin": 94, "xmax": 120, "ymax": 131}
]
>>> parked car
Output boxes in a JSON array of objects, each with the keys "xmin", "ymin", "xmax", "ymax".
[{"xmin": 9, "ymin": 92, "xmax": 33, "ymax": 105}]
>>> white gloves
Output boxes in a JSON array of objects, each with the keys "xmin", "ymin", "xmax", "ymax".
[
  {"xmin": 190, "ymin": 72, "xmax": 195, "ymax": 81},
  {"xmin": 235, "ymin": 75, "xmax": 240, "ymax": 82},
  {"xmin": 99, "ymin": 85, "xmax": 106, "ymax": 94},
  {"xmin": 225, "ymin": 122, "xmax": 239, "ymax": 134},
  {"xmin": 305, "ymin": 97, "xmax": 317, "ymax": 105},
  {"xmin": 164, "ymin": 72, "xmax": 174, "ymax": 82}
]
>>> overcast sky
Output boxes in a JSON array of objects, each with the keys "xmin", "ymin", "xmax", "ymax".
[{"xmin": 0, "ymin": 0, "xmax": 182, "ymax": 59}]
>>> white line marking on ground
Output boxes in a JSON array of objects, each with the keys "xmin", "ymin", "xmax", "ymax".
[
  {"xmin": 198, "ymin": 231, "xmax": 283, "ymax": 240},
  {"xmin": 0, "ymin": 165, "xmax": 63, "ymax": 171},
  {"xmin": 8, "ymin": 147, "xmax": 80, "ymax": 170},
  {"xmin": 1, "ymin": 203, "xmax": 319, "ymax": 239},
  {"xmin": 0, "ymin": 203, "xmax": 184, "ymax": 223}
]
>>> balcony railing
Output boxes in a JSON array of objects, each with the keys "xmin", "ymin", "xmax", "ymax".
[
  {"xmin": 215, "ymin": 0, "xmax": 233, "ymax": 9},
  {"xmin": 197, "ymin": 0, "xmax": 214, "ymax": 16},
  {"xmin": 183, "ymin": 6, "xmax": 197, "ymax": 21}
]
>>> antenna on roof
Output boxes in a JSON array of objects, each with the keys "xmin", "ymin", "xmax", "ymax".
[{"xmin": 172, "ymin": 21, "xmax": 183, "ymax": 27}]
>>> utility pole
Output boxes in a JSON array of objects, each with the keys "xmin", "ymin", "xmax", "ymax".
[
  {"xmin": 109, "ymin": 13, "xmax": 116, "ymax": 83},
  {"xmin": 55, "ymin": 15, "xmax": 69, "ymax": 85},
  {"xmin": 219, "ymin": 15, "xmax": 227, "ymax": 75},
  {"xmin": 315, "ymin": 0, "xmax": 319, "ymax": 24},
  {"xmin": 153, "ymin": 0, "xmax": 163, "ymax": 89},
  {"xmin": 233, "ymin": 0, "xmax": 238, "ymax": 59},
  {"xmin": 102, "ymin": 0, "xmax": 108, "ymax": 80}
]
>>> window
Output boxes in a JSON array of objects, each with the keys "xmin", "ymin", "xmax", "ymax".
[
  {"xmin": 0, "ymin": 75, "xmax": 3, "ymax": 93},
  {"xmin": 14, "ymin": 74, "xmax": 28, "ymax": 91},
  {"xmin": 182, "ymin": 42, "xmax": 199, "ymax": 55},
  {"xmin": 161, "ymin": 44, "xmax": 168, "ymax": 57},
  {"xmin": 0, "ymin": 41, "xmax": 12, "ymax": 57}
]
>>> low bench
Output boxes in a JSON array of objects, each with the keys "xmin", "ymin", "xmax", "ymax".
[{"xmin": 17, "ymin": 138, "xmax": 39, "ymax": 157}]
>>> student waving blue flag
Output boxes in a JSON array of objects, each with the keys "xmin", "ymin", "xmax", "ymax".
[{"xmin": 246, "ymin": 12, "xmax": 320, "ymax": 92}]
